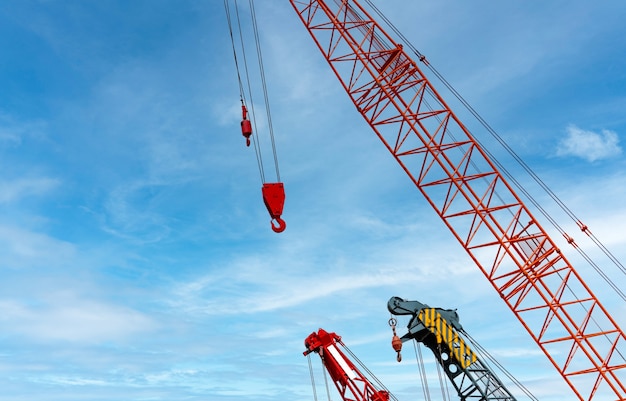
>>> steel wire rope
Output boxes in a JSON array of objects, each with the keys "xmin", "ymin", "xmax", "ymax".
[
  {"xmin": 321, "ymin": 356, "xmax": 332, "ymax": 401},
  {"xmin": 462, "ymin": 330, "xmax": 539, "ymax": 401},
  {"xmin": 411, "ymin": 340, "xmax": 434, "ymax": 401},
  {"xmin": 434, "ymin": 344, "xmax": 453, "ymax": 401},
  {"xmin": 362, "ymin": 0, "xmax": 626, "ymax": 298},
  {"xmin": 223, "ymin": 0, "xmax": 244, "ymax": 102},
  {"xmin": 248, "ymin": 0, "xmax": 282, "ymax": 182},
  {"xmin": 342, "ymin": 343, "xmax": 400, "ymax": 401},
  {"xmin": 307, "ymin": 354, "xmax": 320, "ymax": 401},
  {"xmin": 310, "ymin": 353, "xmax": 333, "ymax": 401},
  {"xmin": 224, "ymin": 0, "xmax": 266, "ymax": 183}
]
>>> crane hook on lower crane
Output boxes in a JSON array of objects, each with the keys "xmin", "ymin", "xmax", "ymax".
[
  {"xmin": 389, "ymin": 318, "xmax": 403, "ymax": 362},
  {"xmin": 262, "ymin": 182, "xmax": 286, "ymax": 233}
]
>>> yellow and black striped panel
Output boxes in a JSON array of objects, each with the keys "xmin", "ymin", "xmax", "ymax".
[{"xmin": 418, "ymin": 308, "xmax": 478, "ymax": 369}]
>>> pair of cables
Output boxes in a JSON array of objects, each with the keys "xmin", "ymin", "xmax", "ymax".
[{"xmin": 224, "ymin": 0, "xmax": 286, "ymax": 233}]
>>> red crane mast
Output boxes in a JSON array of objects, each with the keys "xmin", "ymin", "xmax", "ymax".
[
  {"xmin": 288, "ymin": 1, "xmax": 626, "ymax": 399},
  {"xmin": 304, "ymin": 329, "xmax": 390, "ymax": 401}
]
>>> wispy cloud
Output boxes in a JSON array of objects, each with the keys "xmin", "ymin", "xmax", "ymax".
[
  {"xmin": 0, "ymin": 296, "xmax": 156, "ymax": 343},
  {"xmin": 0, "ymin": 177, "xmax": 60, "ymax": 203},
  {"xmin": 170, "ymin": 267, "xmax": 418, "ymax": 316},
  {"xmin": 556, "ymin": 124, "xmax": 621, "ymax": 162},
  {"xmin": 0, "ymin": 113, "xmax": 47, "ymax": 147},
  {"xmin": 99, "ymin": 179, "xmax": 173, "ymax": 244},
  {"xmin": 0, "ymin": 225, "xmax": 76, "ymax": 269},
  {"xmin": 168, "ymin": 234, "xmax": 475, "ymax": 318}
]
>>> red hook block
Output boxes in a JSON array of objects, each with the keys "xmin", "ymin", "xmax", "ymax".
[{"xmin": 262, "ymin": 182, "xmax": 286, "ymax": 233}]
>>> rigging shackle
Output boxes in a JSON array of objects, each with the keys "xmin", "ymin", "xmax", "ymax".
[
  {"xmin": 262, "ymin": 182, "xmax": 286, "ymax": 233},
  {"xmin": 241, "ymin": 104, "xmax": 252, "ymax": 147}
]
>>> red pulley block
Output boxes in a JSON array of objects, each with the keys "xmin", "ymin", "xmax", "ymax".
[
  {"xmin": 389, "ymin": 318, "xmax": 402, "ymax": 362},
  {"xmin": 241, "ymin": 104, "xmax": 252, "ymax": 147},
  {"xmin": 391, "ymin": 334, "xmax": 402, "ymax": 362},
  {"xmin": 391, "ymin": 334, "xmax": 402, "ymax": 353},
  {"xmin": 241, "ymin": 119, "xmax": 252, "ymax": 147},
  {"xmin": 262, "ymin": 182, "xmax": 286, "ymax": 233}
]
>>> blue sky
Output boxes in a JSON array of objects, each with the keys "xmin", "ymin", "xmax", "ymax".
[{"xmin": 1, "ymin": 1, "xmax": 625, "ymax": 400}]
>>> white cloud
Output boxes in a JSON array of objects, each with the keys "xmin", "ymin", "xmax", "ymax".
[
  {"xmin": 169, "ymin": 251, "xmax": 472, "ymax": 318},
  {"xmin": 0, "ymin": 297, "xmax": 156, "ymax": 343},
  {"xmin": 0, "ymin": 177, "xmax": 60, "ymax": 203},
  {"xmin": 100, "ymin": 179, "xmax": 172, "ymax": 243},
  {"xmin": 0, "ymin": 113, "xmax": 47, "ymax": 147},
  {"xmin": 0, "ymin": 225, "xmax": 76, "ymax": 269},
  {"xmin": 556, "ymin": 125, "xmax": 621, "ymax": 162},
  {"xmin": 0, "ymin": 126, "xmax": 22, "ymax": 145}
]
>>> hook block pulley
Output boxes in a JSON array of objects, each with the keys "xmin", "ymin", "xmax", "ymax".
[{"xmin": 262, "ymin": 182, "xmax": 286, "ymax": 233}]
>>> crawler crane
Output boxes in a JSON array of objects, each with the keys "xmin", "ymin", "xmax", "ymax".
[
  {"xmin": 286, "ymin": 1, "xmax": 626, "ymax": 400},
  {"xmin": 387, "ymin": 296, "xmax": 524, "ymax": 401},
  {"xmin": 304, "ymin": 329, "xmax": 391, "ymax": 401},
  {"xmin": 305, "ymin": 322, "xmax": 527, "ymax": 401}
]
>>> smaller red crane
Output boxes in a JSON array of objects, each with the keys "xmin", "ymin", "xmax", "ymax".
[{"xmin": 304, "ymin": 328, "xmax": 390, "ymax": 401}]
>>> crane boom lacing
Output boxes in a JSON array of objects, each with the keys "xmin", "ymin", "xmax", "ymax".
[{"xmin": 362, "ymin": 0, "xmax": 626, "ymax": 302}]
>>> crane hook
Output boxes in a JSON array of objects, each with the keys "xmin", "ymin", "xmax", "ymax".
[{"xmin": 271, "ymin": 217, "xmax": 287, "ymax": 233}]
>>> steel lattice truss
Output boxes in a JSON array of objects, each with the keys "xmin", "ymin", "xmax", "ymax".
[{"xmin": 289, "ymin": 1, "xmax": 626, "ymax": 399}]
